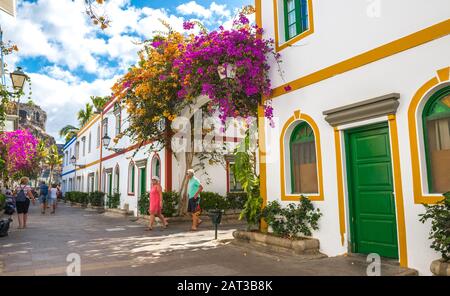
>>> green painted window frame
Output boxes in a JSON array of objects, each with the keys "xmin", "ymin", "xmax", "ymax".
[
  {"xmin": 289, "ymin": 121, "xmax": 316, "ymax": 194},
  {"xmin": 422, "ymin": 86, "xmax": 450, "ymax": 193},
  {"xmin": 283, "ymin": 0, "xmax": 309, "ymax": 41}
]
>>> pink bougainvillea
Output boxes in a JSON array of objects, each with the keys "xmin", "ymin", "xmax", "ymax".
[
  {"xmin": 0, "ymin": 129, "xmax": 38, "ymax": 175},
  {"xmin": 174, "ymin": 13, "xmax": 280, "ymax": 126}
]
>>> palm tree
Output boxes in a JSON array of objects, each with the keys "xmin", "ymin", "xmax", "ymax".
[
  {"xmin": 77, "ymin": 103, "xmax": 94, "ymax": 127},
  {"xmin": 46, "ymin": 144, "xmax": 63, "ymax": 186},
  {"xmin": 59, "ymin": 125, "xmax": 79, "ymax": 142},
  {"xmin": 91, "ymin": 95, "xmax": 110, "ymax": 113}
]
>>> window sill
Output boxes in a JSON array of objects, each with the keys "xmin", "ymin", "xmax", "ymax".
[{"xmin": 276, "ymin": 28, "xmax": 314, "ymax": 52}]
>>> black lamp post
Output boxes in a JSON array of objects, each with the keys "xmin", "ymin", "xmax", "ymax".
[
  {"xmin": 102, "ymin": 134, "xmax": 124, "ymax": 152},
  {"xmin": 10, "ymin": 67, "xmax": 28, "ymax": 91}
]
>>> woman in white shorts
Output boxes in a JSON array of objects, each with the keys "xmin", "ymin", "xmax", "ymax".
[{"xmin": 49, "ymin": 184, "xmax": 58, "ymax": 214}]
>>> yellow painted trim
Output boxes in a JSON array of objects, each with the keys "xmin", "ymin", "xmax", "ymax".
[
  {"xmin": 333, "ymin": 128, "xmax": 346, "ymax": 246},
  {"xmin": 75, "ymin": 159, "xmax": 101, "ymax": 171},
  {"xmin": 387, "ymin": 115, "xmax": 408, "ymax": 268},
  {"xmin": 279, "ymin": 112, "xmax": 324, "ymax": 201},
  {"xmin": 408, "ymin": 68, "xmax": 449, "ymax": 204},
  {"xmin": 437, "ymin": 67, "xmax": 450, "ymax": 82},
  {"xmin": 78, "ymin": 114, "xmax": 101, "ymax": 137},
  {"xmin": 273, "ymin": 0, "xmax": 314, "ymax": 52},
  {"xmin": 256, "ymin": 0, "xmax": 268, "ymax": 232},
  {"xmin": 270, "ymin": 19, "xmax": 450, "ymax": 99}
]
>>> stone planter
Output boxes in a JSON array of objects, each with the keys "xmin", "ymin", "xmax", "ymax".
[
  {"xmin": 233, "ymin": 230, "xmax": 321, "ymax": 255},
  {"xmin": 430, "ymin": 259, "xmax": 450, "ymax": 276},
  {"xmin": 90, "ymin": 206, "xmax": 105, "ymax": 213}
]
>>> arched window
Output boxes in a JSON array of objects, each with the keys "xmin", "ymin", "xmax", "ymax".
[
  {"xmin": 114, "ymin": 165, "xmax": 120, "ymax": 193},
  {"xmin": 423, "ymin": 86, "xmax": 450, "ymax": 193},
  {"xmin": 151, "ymin": 154, "xmax": 161, "ymax": 179},
  {"xmin": 290, "ymin": 121, "xmax": 318, "ymax": 194},
  {"xmin": 128, "ymin": 161, "xmax": 135, "ymax": 194}
]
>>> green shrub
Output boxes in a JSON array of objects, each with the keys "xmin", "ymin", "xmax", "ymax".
[
  {"xmin": 226, "ymin": 192, "xmax": 247, "ymax": 209},
  {"xmin": 67, "ymin": 192, "xmax": 89, "ymax": 205},
  {"xmin": 200, "ymin": 191, "xmax": 228, "ymax": 211},
  {"xmin": 262, "ymin": 196, "xmax": 322, "ymax": 239},
  {"xmin": 107, "ymin": 192, "xmax": 120, "ymax": 209},
  {"xmin": 162, "ymin": 191, "xmax": 179, "ymax": 217},
  {"xmin": 138, "ymin": 191, "xmax": 180, "ymax": 217},
  {"xmin": 138, "ymin": 192, "xmax": 149, "ymax": 215},
  {"xmin": 0, "ymin": 193, "xmax": 6, "ymax": 209},
  {"xmin": 419, "ymin": 192, "xmax": 450, "ymax": 261},
  {"xmin": 89, "ymin": 191, "xmax": 105, "ymax": 207}
]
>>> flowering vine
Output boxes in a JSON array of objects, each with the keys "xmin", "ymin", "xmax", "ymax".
[{"xmin": 0, "ymin": 129, "xmax": 38, "ymax": 179}]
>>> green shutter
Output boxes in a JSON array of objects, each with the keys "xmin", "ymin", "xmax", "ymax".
[
  {"xmin": 284, "ymin": 0, "xmax": 309, "ymax": 41},
  {"xmin": 131, "ymin": 166, "xmax": 135, "ymax": 193}
]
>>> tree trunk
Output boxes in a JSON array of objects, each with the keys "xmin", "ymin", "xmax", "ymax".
[{"xmin": 177, "ymin": 150, "xmax": 194, "ymax": 216}]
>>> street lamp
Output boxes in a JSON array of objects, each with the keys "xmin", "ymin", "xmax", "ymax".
[
  {"xmin": 102, "ymin": 134, "xmax": 124, "ymax": 153},
  {"xmin": 70, "ymin": 155, "xmax": 76, "ymax": 165},
  {"xmin": 10, "ymin": 67, "xmax": 28, "ymax": 91}
]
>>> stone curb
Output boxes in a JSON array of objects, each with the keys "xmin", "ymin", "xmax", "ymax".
[
  {"xmin": 233, "ymin": 230, "xmax": 320, "ymax": 255},
  {"xmin": 431, "ymin": 259, "xmax": 450, "ymax": 276},
  {"xmin": 137, "ymin": 213, "xmax": 243, "ymax": 224}
]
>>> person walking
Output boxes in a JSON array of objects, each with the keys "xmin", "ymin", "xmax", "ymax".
[
  {"xmin": 14, "ymin": 177, "xmax": 36, "ymax": 229},
  {"xmin": 49, "ymin": 184, "xmax": 58, "ymax": 214},
  {"xmin": 147, "ymin": 176, "xmax": 168, "ymax": 231},
  {"xmin": 38, "ymin": 181, "xmax": 49, "ymax": 214},
  {"xmin": 186, "ymin": 169, "xmax": 203, "ymax": 231}
]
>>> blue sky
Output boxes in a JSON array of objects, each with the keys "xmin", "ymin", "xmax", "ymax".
[{"xmin": 0, "ymin": 0, "xmax": 252, "ymax": 143}]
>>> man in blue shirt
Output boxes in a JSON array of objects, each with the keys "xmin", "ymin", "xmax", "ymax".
[
  {"xmin": 186, "ymin": 169, "xmax": 203, "ymax": 231},
  {"xmin": 39, "ymin": 181, "xmax": 49, "ymax": 215}
]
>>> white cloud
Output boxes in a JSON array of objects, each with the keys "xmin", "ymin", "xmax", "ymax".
[
  {"xmin": 176, "ymin": 1, "xmax": 231, "ymax": 21},
  {"xmin": 0, "ymin": 0, "xmax": 240, "ymax": 143},
  {"xmin": 28, "ymin": 72, "xmax": 120, "ymax": 143}
]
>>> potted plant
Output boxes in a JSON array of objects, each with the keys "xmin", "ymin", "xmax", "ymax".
[{"xmin": 419, "ymin": 192, "xmax": 450, "ymax": 276}]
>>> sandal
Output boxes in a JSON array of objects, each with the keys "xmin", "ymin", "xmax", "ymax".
[
  {"xmin": 189, "ymin": 228, "xmax": 197, "ymax": 231},
  {"xmin": 146, "ymin": 227, "xmax": 153, "ymax": 231}
]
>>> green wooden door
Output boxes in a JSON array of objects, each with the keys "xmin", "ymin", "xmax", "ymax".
[
  {"xmin": 139, "ymin": 167, "xmax": 147, "ymax": 197},
  {"xmin": 108, "ymin": 174, "xmax": 113, "ymax": 196},
  {"xmin": 345, "ymin": 123, "xmax": 399, "ymax": 259}
]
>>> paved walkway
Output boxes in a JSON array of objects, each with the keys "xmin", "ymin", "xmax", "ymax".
[{"xmin": 0, "ymin": 203, "xmax": 416, "ymax": 276}]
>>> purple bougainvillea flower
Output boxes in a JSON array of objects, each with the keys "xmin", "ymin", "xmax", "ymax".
[
  {"xmin": 151, "ymin": 40, "xmax": 163, "ymax": 48},
  {"xmin": 183, "ymin": 21, "xmax": 195, "ymax": 30},
  {"xmin": 284, "ymin": 85, "xmax": 292, "ymax": 92}
]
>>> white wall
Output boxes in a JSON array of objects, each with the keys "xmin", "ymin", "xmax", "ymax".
[
  {"xmin": 263, "ymin": 34, "xmax": 449, "ymax": 275},
  {"xmin": 262, "ymin": 0, "xmax": 450, "ymax": 88}
]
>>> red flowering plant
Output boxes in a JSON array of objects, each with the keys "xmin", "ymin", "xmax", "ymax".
[
  {"xmin": 174, "ymin": 11, "xmax": 280, "ymax": 127},
  {"xmin": 0, "ymin": 129, "xmax": 39, "ymax": 180}
]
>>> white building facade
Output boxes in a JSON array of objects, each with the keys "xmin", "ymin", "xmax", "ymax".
[
  {"xmin": 61, "ymin": 96, "xmax": 245, "ymax": 216},
  {"xmin": 258, "ymin": 0, "xmax": 450, "ymax": 275}
]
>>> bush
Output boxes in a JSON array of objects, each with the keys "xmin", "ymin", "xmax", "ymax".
[
  {"xmin": 138, "ymin": 191, "xmax": 180, "ymax": 217},
  {"xmin": 0, "ymin": 193, "xmax": 6, "ymax": 209},
  {"xmin": 262, "ymin": 196, "xmax": 322, "ymax": 239},
  {"xmin": 106, "ymin": 192, "xmax": 120, "ymax": 209},
  {"xmin": 201, "ymin": 191, "xmax": 228, "ymax": 211},
  {"xmin": 419, "ymin": 192, "xmax": 450, "ymax": 262},
  {"xmin": 89, "ymin": 191, "xmax": 105, "ymax": 207},
  {"xmin": 66, "ymin": 192, "xmax": 89, "ymax": 205},
  {"xmin": 162, "ymin": 191, "xmax": 179, "ymax": 217},
  {"xmin": 138, "ymin": 192, "xmax": 149, "ymax": 215},
  {"xmin": 226, "ymin": 192, "xmax": 247, "ymax": 209}
]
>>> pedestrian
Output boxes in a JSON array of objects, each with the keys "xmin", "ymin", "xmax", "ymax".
[
  {"xmin": 13, "ymin": 177, "xmax": 36, "ymax": 229},
  {"xmin": 49, "ymin": 184, "xmax": 58, "ymax": 214},
  {"xmin": 147, "ymin": 176, "xmax": 168, "ymax": 231},
  {"xmin": 38, "ymin": 181, "xmax": 49, "ymax": 214},
  {"xmin": 186, "ymin": 169, "xmax": 203, "ymax": 231}
]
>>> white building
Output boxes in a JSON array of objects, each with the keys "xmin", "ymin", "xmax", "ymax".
[
  {"xmin": 61, "ymin": 97, "xmax": 245, "ymax": 216},
  {"xmin": 258, "ymin": 0, "xmax": 449, "ymax": 275}
]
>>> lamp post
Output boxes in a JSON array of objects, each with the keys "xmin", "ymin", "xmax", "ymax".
[
  {"xmin": 10, "ymin": 67, "xmax": 28, "ymax": 91},
  {"xmin": 102, "ymin": 134, "xmax": 124, "ymax": 153}
]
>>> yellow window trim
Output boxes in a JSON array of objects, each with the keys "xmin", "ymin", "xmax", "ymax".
[
  {"xmin": 269, "ymin": 19, "xmax": 450, "ymax": 99},
  {"xmin": 273, "ymin": 0, "xmax": 315, "ymax": 52},
  {"xmin": 408, "ymin": 67, "xmax": 450, "ymax": 205},
  {"xmin": 279, "ymin": 111, "xmax": 324, "ymax": 201}
]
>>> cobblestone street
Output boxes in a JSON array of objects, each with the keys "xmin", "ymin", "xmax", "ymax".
[{"xmin": 0, "ymin": 202, "xmax": 417, "ymax": 276}]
